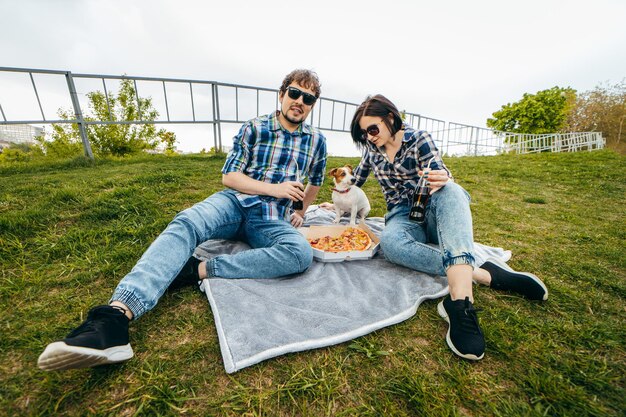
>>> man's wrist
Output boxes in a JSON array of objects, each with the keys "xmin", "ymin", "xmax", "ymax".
[{"xmin": 260, "ymin": 181, "xmax": 275, "ymax": 197}]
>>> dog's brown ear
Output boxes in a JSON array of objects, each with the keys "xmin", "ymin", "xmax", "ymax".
[
  {"xmin": 329, "ymin": 168, "xmax": 338, "ymax": 177},
  {"xmin": 345, "ymin": 164, "xmax": 353, "ymax": 172}
]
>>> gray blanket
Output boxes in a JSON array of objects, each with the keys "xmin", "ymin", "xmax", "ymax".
[{"xmin": 196, "ymin": 206, "xmax": 511, "ymax": 373}]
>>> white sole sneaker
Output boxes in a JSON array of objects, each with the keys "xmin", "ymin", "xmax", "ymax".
[
  {"xmin": 37, "ymin": 341, "xmax": 134, "ymax": 371},
  {"xmin": 486, "ymin": 257, "xmax": 549, "ymax": 301},
  {"xmin": 437, "ymin": 301, "xmax": 484, "ymax": 361}
]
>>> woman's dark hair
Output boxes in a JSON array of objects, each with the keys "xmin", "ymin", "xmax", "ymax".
[
  {"xmin": 279, "ymin": 69, "xmax": 321, "ymax": 98},
  {"xmin": 350, "ymin": 94, "xmax": 404, "ymax": 147}
]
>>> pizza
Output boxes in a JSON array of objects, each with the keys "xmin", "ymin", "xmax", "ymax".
[{"xmin": 308, "ymin": 227, "xmax": 372, "ymax": 252}]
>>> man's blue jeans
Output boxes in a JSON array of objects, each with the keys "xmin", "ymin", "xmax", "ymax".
[
  {"xmin": 380, "ymin": 182, "xmax": 475, "ymax": 276},
  {"xmin": 111, "ymin": 190, "xmax": 313, "ymax": 319}
]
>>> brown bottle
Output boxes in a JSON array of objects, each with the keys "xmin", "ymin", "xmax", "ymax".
[
  {"xmin": 409, "ymin": 156, "xmax": 436, "ymax": 223},
  {"xmin": 292, "ymin": 157, "xmax": 304, "ymax": 210},
  {"xmin": 409, "ymin": 180, "xmax": 429, "ymax": 223},
  {"xmin": 293, "ymin": 192, "xmax": 303, "ymax": 210}
]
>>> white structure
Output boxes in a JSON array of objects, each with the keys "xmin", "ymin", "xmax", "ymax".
[{"xmin": 0, "ymin": 124, "xmax": 44, "ymax": 145}]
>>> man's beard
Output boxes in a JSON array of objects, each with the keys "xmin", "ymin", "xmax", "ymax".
[{"xmin": 283, "ymin": 107, "xmax": 305, "ymax": 125}]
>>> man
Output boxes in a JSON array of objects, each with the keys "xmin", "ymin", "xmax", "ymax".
[{"xmin": 38, "ymin": 69, "xmax": 327, "ymax": 371}]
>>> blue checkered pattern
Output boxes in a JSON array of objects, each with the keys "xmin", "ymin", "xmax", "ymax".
[
  {"xmin": 354, "ymin": 127, "xmax": 451, "ymax": 210},
  {"xmin": 222, "ymin": 111, "xmax": 327, "ymax": 220}
]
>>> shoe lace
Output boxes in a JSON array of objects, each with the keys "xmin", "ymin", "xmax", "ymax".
[
  {"xmin": 460, "ymin": 301, "xmax": 483, "ymax": 335},
  {"xmin": 66, "ymin": 307, "xmax": 125, "ymax": 338},
  {"xmin": 66, "ymin": 320, "xmax": 100, "ymax": 338}
]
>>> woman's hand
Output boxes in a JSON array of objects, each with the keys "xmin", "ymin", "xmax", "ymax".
[
  {"xmin": 290, "ymin": 211, "xmax": 304, "ymax": 227},
  {"xmin": 418, "ymin": 169, "xmax": 450, "ymax": 194},
  {"xmin": 319, "ymin": 202, "xmax": 335, "ymax": 211}
]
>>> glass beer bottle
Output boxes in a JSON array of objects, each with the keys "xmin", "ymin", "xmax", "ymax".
[
  {"xmin": 292, "ymin": 157, "xmax": 304, "ymax": 210},
  {"xmin": 409, "ymin": 176, "xmax": 429, "ymax": 223},
  {"xmin": 409, "ymin": 156, "xmax": 435, "ymax": 224},
  {"xmin": 292, "ymin": 187, "xmax": 304, "ymax": 210}
]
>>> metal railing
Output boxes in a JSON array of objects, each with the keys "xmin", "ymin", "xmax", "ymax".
[
  {"xmin": 0, "ymin": 66, "xmax": 605, "ymax": 159},
  {"xmin": 498, "ymin": 131, "xmax": 605, "ymax": 153}
]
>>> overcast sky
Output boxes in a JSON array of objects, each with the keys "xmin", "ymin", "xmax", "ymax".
[{"xmin": 1, "ymin": 0, "xmax": 625, "ymax": 154}]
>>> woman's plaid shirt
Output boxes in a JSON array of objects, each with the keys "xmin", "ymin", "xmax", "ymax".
[
  {"xmin": 354, "ymin": 127, "xmax": 451, "ymax": 210},
  {"xmin": 222, "ymin": 111, "xmax": 327, "ymax": 220}
]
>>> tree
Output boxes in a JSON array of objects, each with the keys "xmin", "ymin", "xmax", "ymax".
[
  {"xmin": 487, "ymin": 86, "xmax": 577, "ymax": 134},
  {"xmin": 565, "ymin": 80, "xmax": 626, "ymax": 152},
  {"xmin": 47, "ymin": 79, "xmax": 177, "ymax": 156},
  {"xmin": 157, "ymin": 130, "xmax": 178, "ymax": 155}
]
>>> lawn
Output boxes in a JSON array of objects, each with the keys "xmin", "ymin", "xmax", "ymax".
[{"xmin": 0, "ymin": 150, "xmax": 624, "ymax": 416}]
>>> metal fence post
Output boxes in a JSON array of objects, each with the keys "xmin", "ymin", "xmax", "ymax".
[
  {"xmin": 473, "ymin": 126, "xmax": 478, "ymax": 156},
  {"xmin": 211, "ymin": 83, "xmax": 218, "ymax": 152},
  {"xmin": 65, "ymin": 71, "xmax": 94, "ymax": 160},
  {"xmin": 443, "ymin": 122, "xmax": 449, "ymax": 155},
  {"xmin": 212, "ymin": 83, "xmax": 222, "ymax": 153}
]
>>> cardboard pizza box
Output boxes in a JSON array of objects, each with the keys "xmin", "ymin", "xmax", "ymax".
[{"xmin": 298, "ymin": 223, "xmax": 380, "ymax": 262}]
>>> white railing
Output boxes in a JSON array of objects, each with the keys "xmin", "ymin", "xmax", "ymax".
[
  {"xmin": 0, "ymin": 66, "xmax": 605, "ymax": 158},
  {"xmin": 500, "ymin": 132, "xmax": 605, "ymax": 154}
]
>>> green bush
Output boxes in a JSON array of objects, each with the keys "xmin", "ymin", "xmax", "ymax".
[
  {"xmin": 45, "ymin": 78, "xmax": 178, "ymax": 157},
  {"xmin": 0, "ymin": 142, "xmax": 44, "ymax": 163}
]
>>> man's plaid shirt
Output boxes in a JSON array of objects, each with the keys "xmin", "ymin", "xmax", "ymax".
[
  {"xmin": 354, "ymin": 127, "xmax": 451, "ymax": 210},
  {"xmin": 222, "ymin": 111, "xmax": 327, "ymax": 220}
]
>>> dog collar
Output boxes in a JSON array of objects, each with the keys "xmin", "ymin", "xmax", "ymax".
[{"xmin": 332, "ymin": 187, "xmax": 351, "ymax": 194}]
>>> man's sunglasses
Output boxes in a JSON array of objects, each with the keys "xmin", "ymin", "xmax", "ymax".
[
  {"xmin": 286, "ymin": 86, "xmax": 318, "ymax": 106},
  {"xmin": 361, "ymin": 121, "xmax": 383, "ymax": 140}
]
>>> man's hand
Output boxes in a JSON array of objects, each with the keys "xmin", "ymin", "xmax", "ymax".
[
  {"xmin": 290, "ymin": 211, "xmax": 304, "ymax": 227},
  {"xmin": 418, "ymin": 169, "xmax": 450, "ymax": 194},
  {"xmin": 271, "ymin": 181, "xmax": 305, "ymax": 202},
  {"xmin": 319, "ymin": 202, "xmax": 335, "ymax": 211}
]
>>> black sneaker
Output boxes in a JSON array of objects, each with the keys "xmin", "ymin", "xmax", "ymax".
[
  {"xmin": 481, "ymin": 258, "xmax": 548, "ymax": 301},
  {"xmin": 168, "ymin": 256, "xmax": 202, "ymax": 291},
  {"xmin": 37, "ymin": 305, "xmax": 133, "ymax": 371},
  {"xmin": 437, "ymin": 295, "xmax": 485, "ymax": 361}
]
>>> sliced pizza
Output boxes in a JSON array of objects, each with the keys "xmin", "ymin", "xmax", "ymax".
[{"xmin": 308, "ymin": 227, "xmax": 372, "ymax": 252}]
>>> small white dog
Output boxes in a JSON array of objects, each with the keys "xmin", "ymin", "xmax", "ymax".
[{"xmin": 328, "ymin": 165, "xmax": 371, "ymax": 225}]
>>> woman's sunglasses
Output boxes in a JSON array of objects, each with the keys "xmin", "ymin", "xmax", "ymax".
[
  {"xmin": 361, "ymin": 121, "xmax": 383, "ymax": 140},
  {"xmin": 286, "ymin": 86, "xmax": 318, "ymax": 106}
]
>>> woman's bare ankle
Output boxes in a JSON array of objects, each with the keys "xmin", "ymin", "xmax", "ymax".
[
  {"xmin": 110, "ymin": 301, "xmax": 134, "ymax": 320},
  {"xmin": 473, "ymin": 267, "xmax": 492, "ymax": 286},
  {"xmin": 198, "ymin": 261, "xmax": 207, "ymax": 279}
]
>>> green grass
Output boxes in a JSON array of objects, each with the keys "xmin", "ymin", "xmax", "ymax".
[{"xmin": 1, "ymin": 150, "xmax": 624, "ymax": 416}]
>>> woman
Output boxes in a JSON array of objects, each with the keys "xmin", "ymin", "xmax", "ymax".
[{"xmin": 347, "ymin": 94, "xmax": 547, "ymax": 360}]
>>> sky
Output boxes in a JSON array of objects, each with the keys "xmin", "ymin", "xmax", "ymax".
[{"xmin": 1, "ymin": 0, "xmax": 625, "ymax": 155}]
